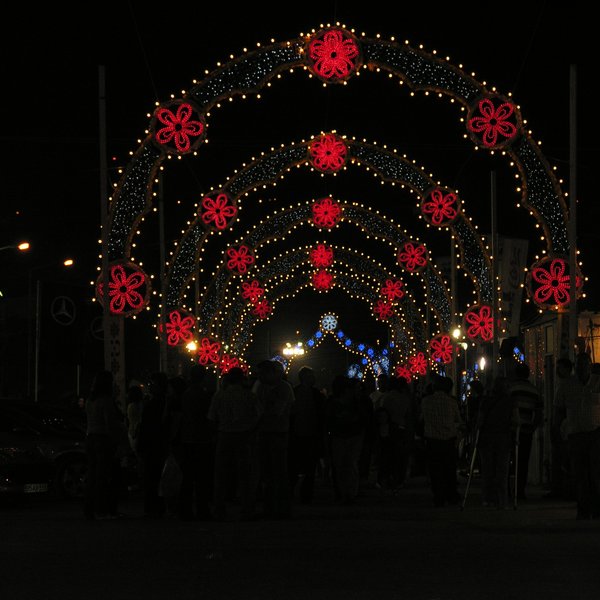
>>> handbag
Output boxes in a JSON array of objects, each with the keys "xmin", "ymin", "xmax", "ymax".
[{"xmin": 158, "ymin": 453, "xmax": 183, "ymax": 498}]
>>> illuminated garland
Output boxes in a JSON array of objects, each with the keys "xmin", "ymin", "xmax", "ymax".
[
  {"xmin": 164, "ymin": 135, "xmax": 489, "ymax": 313},
  {"xmin": 104, "ymin": 25, "xmax": 576, "ymax": 336}
]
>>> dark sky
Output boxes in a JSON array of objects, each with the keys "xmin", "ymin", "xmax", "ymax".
[{"xmin": 1, "ymin": 2, "xmax": 596, "ymax": 381}]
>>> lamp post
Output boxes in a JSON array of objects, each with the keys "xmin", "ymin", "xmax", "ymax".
[{"xmin": 28, "ymin": 258, "xmax": 75, "ymax": 402}]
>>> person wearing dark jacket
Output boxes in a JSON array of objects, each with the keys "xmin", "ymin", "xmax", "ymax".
[{"xmin": 477, "ymin": 376, "xmax": 520, "ymax": 509}]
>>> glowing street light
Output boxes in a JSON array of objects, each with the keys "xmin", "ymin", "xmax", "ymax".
[
  {"xmin": 282, "ymin": 341, "xmax": 304, "ymax": 357},
  {"xmin": 0, "ymin": 241, "xmax": 30, "ymax": 252}
]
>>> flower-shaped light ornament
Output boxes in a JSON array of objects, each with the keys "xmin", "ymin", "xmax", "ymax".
[
  {"xmin": 95, "ymin": 262, "xmax": 149, "ymax": 317},
  {"xmin": 408, "ymin": 352, "xmax": 428, "ymax": 376},
  {"xmin": 307, "ymin": 28, "xmax": 361, "ymax": 82},
  {"xmin": 252, "ymin": 299, "xmax": 272, "ymax": 319},
  {"xmin": 421, "ymin": 188, "xmax": 460, "ymax": 227},
  {"xmin": 163, "ymin": 310, "xmax": 195, "ymax": 347},
  {"xmin": 153, "ymin": 101, "xmax": 205, "ymax": 154},
  {"xmin": 197, "ymin": 337, "xmax": 222, "ymax": 366},
  {"xmin": 397, "ymin": 242, "xmax": 428, "ymax": 273},
  {"xmin": 464, "ymin": 305, "xmax": 494, "ymax": 342},
  {"xmin": 526, "ymin": 256, "xmax": 583, "ymax": 310},
  {"xmin": 373, "ymin": 300, "xmax": 394, "ymax": 320},
  {"xmin": 309, "ymin": 244, "xmax": 334, "ymax": 268},
  {"xmin": 395, "ymin": 365, "xmax": 412, "ymax": 383},
  {"xmin": 429, "ymin": 334, "xmax": 454, "ymax": 365},
  {"xmin": 241, "ymin": 280, "xmax": 265, "ymax": 303},
  {"xmin": 320, "ymin": 314, "xmax": 338, "ymax": 332},
  {"xmin": 311, "ymin": 198, "xmax": 342, "ymax": 229},
  {"xmin": 226, "ymin": 245, "xmax": 255, "ymax": 275},
  {"xmin": 380, "ymin": 279, "xmax": 404, "ymax": 302},
  {"xmin": 200, "ymin": 193, "xmax": 237, "ymax": 231},
  {"xmin": 309, "ymin": 133, "xmax": 347, "ymax": 173},
  {"xmin": 312, "ymin": 270, "xmax": 334, "ymax": 290},
  {"xmin": 467, "ymin": 97, "xmax": 519, "ymax": 149}
]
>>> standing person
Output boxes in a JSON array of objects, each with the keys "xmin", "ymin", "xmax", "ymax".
[
  {"xmin": 288, "ymin": 366, "xmax": 327, "ymax": 505},
  {"xmin": 380, "ymin": 375, "xmax": 413, "ymax": 491},
  {"xmin": 137, "ymin": 372, "xmax": 170, "ymax": 519},
  {"xmin": 554, "ymin": 352, "xmax": 600, "ymax": 520},
  {"xmin": 208, "ymin": 366, "xmax": 262, "ymax": 521},
  {"xmin": 371, "ymin": 374, "xmax": 391, "ymax": 490},
  {"xmin": 477, "ymin": 376, "xmax": 520, "ymax": 509},
  {"xmin": 178, "ymin": 365, "xmax": 216, "ymax": 521},
  {"xmin": 420, "ymin": 375, "xmax": 463, "ymax": 507},
  {"xmin": 547, "ymin": 358, "xmax": 575, "ymax": 500},
  {"xmin": 509, "ymin": 363, "xmax": 543, "ymax": 500},
  {"xmin": 253, "ymin": 360, "xmax": 295, "ymax": 519},
  {"xmin": 83, "ymin": 370, "xmax": 122, "ymax": 520},
  {"xmin": 327, "ymin": 375, "xmax": 367, "ymax": 505},
  {"xmin": 357, "ymin": 378, "xmax": 375, "ymax": 488},
  {"xmin": 125, "ymin": 384, "xmax": 144, "ymax": 491}
]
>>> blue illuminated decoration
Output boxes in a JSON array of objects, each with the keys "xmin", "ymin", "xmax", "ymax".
[
  {"xmin": 337, "ymin": 331, "xmax": 345, "ymax": 339},
  {"xmin": 358, "ymin": 343, "xmax": 365, "ymax": 351},
  {"xmin": 367, "ymin": 348, "xmax": 374, "ymax": 357},
  {"xmin": 315, "ymin": 331, "xmax": 323, "ymax": 339},
  {"xmin": 307, "ymin": 339, "xmax": 315, "ymax": 347},
  {"xmin": 345, "ymin": 339, "xmax": 352, "ymax": 347},
  {"xmin": 361, "ymin": 358, "xmax": 368, "ymax": 365}
]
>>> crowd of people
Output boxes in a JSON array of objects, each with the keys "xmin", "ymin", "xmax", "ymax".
[{"xmin": 81, "ymin": 352, "xmax": 600, "ymax": 522}]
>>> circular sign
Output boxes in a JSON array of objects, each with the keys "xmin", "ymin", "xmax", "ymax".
[{"xmin": 50, "ymin": 296, "xmax": 76, "ymax": 326}]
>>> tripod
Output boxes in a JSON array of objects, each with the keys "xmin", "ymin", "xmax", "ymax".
[{"xmin": 460, "ymin": 427, "xmax": 480, "ymax": 511}]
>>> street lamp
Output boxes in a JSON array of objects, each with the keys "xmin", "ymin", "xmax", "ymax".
[
  {"xmin": 28, "ymin": 258, "xmax": 75, "ymax": 402},
  {"xmin": 0, "ymin": 241, "xmax": 30, "ymax": 252}
]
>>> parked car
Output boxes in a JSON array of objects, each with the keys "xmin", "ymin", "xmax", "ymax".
[
  {"xmin": 0, "ymin": 407, "xmax": 56, "ymax": 502},
  {"xmin": 0, "ymin": 401, "xmax": 87, "ymax": 500}
]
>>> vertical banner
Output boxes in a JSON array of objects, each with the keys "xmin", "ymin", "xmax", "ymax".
[{"xmin": 497, "ymin": 237, "xmax": 528, "ymax": 337}]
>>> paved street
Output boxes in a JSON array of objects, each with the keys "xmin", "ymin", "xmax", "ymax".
[{"xmin": 1, "ymin": 475, "xmax": 599, "ymax": 600}]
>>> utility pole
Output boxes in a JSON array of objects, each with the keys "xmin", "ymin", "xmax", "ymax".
[{"xmin": 568, "ymin": 64, "xmax": 578, "ymax": 361}]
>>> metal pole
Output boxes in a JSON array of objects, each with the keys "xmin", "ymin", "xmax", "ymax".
[
  {"xmin": 491, "ymin": 171, "xmax": 499, "ymax": 382},
  {"xmin": 34, "ymin": 279, "xmax": 41, "ymax": 403},
  {"xmin": 158, "ymin": 172, "xmax": 168, "ymax": 373},
  {"xmin": 99, "ymin": 65, "xmax": 111, "ymax": 371},
  {"xmin": 450, "ymin": 233, "xmax": 457, "ymax": 390},
  {"xmin": 568, "ymin": 65, "xmax": 578, "ymax": 362}
]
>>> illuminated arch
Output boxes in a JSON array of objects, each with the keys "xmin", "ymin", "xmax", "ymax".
[
  {"xmin": 184, "ymin": 199, "xmax": 454, "ymax": 336},
  {"xmin": 164, "ymin": 135, "xmax": 492, "ymax": 313},
  {"xmin": 105, "ymin": 25, "xmax": 578, "ymax": 317}
]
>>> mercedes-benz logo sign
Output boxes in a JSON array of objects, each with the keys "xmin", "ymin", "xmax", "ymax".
[
  {"xmin": 90, "ymin": 316, "xmax": 104, "ymax": 340},
  {"xmin": 50, "ymin": 296, "xmax": 76, "ymax": 326}
]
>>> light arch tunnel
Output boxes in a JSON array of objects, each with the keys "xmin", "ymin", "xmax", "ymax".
[
  {"xmin": 102, "ymin": 24, "xmax": 579, "ymax": 378},
  {"xmin": 219, "ymin": 249, "xmax": 426, "ymax": 364},
  {"xmin": 165, "ymin": 135, "xmax": 494, "ymax": 319},
  {"xmin": 186, "ymin": 203, "xmax": 449, "ymax": 342},
  {"xmin": 107, "ymin": 24, "xmax": 573, "ymax": 293}
]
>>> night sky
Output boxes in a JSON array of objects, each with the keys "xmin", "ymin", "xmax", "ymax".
[{"xmin": 1, "ymin": 2, "xmax": 596, "ymax": 393}]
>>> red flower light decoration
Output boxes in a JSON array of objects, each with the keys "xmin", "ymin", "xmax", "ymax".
[
  {"xmin": 429, "ymin": 334, "xmax": 453, "ymax": 365},
  {"xmin": 312, "ymin": 270, "xmax": 334, "ymax": 291},
  {"xmin": 526, "ymin": 256, "xmax": 583, "ymax": 310},
  {"xmin": 95, "ymin": 262, "xmax": 149, "ymax": 317},
  {"xmin": 197, "ymin": 337, "xmax": 222, "ymax": 366},
  {"xmin": 218, "ymin": 354, "xmax": 240, "ymax": 375},
  {"xmin": 226, "ymin": 245, "xmax": 255, "ymax": 275},
  {"xmin": 200, "ymin": 193, "xmax": 237, "ymax": 231},
  {"xmin": 421, "ymin": 188, "xmax": 460, "ymax": 227},
  {"xmin": 307, "ymin": 28, "xmax": 360, "ymax": 82},
  {"xmin": 164, "ymin": 309, "xmax": 195, "ymax": 347},
  {"xmin": 312, "ymin": 198, "xmax": 342, "ymax": 228},
  {"xmin": 464, "ymin": 305, "xmax": 494, "ymax": 342},
  {"xmin": 252, "ymin": 299, "xmax": 272, "ymax": 319},
  {"xmin": 241, "ymin": 280, "xmax": 265, "ymax": 303},
  {"xmin": 397, "ymin": 242, "xmax": 428, "ymax": 273},
  {"xmin": 408, "ymin": 352, "xmax": 428, "ymax": 376},
  {"xmin": 309, "ymin": 133, "xmax": 348, "ymax": 173},
  {"xmin": 467, "ymin": 97, "xmax": 518, "ymax": 149},
  {"xmin": 373, "ymin": 299, "xmax": 394, "ymax": 320},
  {"xmin": 380, "ymin": 279, "xmax": 405, "ymax": 302},
  {"xmin": 154, "ymin": 102, "xmax": 205, "ymax": 154},
  {"xmin": 395, "ymin": 365, "xmax": 412, "ymax": 383},
  {"xmin": 309, "ymin": 244, "xmax": 334, "ymax": 268}
]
